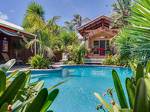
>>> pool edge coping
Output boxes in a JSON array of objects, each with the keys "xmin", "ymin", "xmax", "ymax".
[{"xmin": 8, "ymin": 64, "xmax": 129, "ymax": 73}]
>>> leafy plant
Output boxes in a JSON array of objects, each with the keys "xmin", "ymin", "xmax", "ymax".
[
  {"xmin": 114, "ymin": 29, "xmax": 135, "ymax": 65},
  {"xmin": 66, "ymin": 44, "xmax": 87, "ymax": 64},
  {"xmin": 103, "ymin": 55, "xmax": 125, "ymax": 66},
  {"xmin": 102, "ymin": 56, "xmax": 115, "ymax": 65},
  {"xmin": 24, "ymin": 88, "xmax": 59, "ymax": 112},
  {"xmin": 94, "ymin": 60, "xmax": 150, "ymax": 112},
  {"xmin": 0, "ymin": 59, "xmax": 16, "ymax": 72},
  {"xmin": 0, "ymin": 71, "xmax": 27, "ymax": 107},
  {"xmin": 28, "ymin": 55, "xmax": 51, "ymax": 69},
  {"xmin": 23, "ymin": 2, "xmax": 62, "ymax": 58},
  {"xmin": 0, "ymin": 60, "xmax": 63, "ymax": 112},
  {"xmin": 112, "ymin": 70, "xmax": 128, "ymax": 108},
  {"xmin": 114, "ymin": 0, "xmax": 150, "ymax": 64},
  {"xmin": 22, "ymin": 1, "xmax": 45, "ymax": 33},
  {"xmin": 58, "ymin": 31, "xmax": 78, "ymax": 52},
  {"xmin": 111, "ymin": 0, "xmax": 131, "ymax": 28}
]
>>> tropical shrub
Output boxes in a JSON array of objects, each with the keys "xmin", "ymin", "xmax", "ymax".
[
  {"xmin": 114, "ymin": 29, "xmax": 134, "ymax": 64},
  {"xmin": 73, "ymin": 45, "xmax": 87, "ymax": 64},
  {"xmin": 28, "ymin": 55, "xmax": 51, "ymax": 69},
  {"xmin": 0, "ymin": 70, "xmax": 59, "ymax": 112},
  {"xmin": 114, "ymin": 0, "xmax": 150, "ymax": 64},
  {"xmin": 64, "ymin": 60, "xmax": 76, "ymax": 65},
  {"xmin": 103, "ymin": 55, "xmax": 126, "ymax": 66},
  {"xmin": 102, "ymin": 56, "xmax": 115, "ymax": 65},
  {"xmin": 95, "ymin": 60, "xmax": 150, "ymax": 112},
  {"xmin": 0, "ymin": 59, "xmax": 61, "ymax": 112},
  {"xmin": 66, "ymin": 44, "xmax": 87, "ymax": 64},
  {"xmin": 59, "ymin": 31, "xmax": 78, "ymax": 51}
]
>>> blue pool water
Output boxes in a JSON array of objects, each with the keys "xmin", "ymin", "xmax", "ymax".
[{"xmin": 31, "ymin": 66, "xmax": 132, "ymax": 112}]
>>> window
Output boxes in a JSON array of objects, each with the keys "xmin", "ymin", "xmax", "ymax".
[
  {"xmin": 93, "ymin": 41, "xmax": 99, "ymax": 48},
  {"xmin": 93, "ymin": 41, "xmax": 99, "ymax": 54}
]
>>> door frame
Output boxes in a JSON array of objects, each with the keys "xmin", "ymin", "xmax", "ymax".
[{"xmin": 93, "ymin": 39, "xmax": 109, "ymax": 56}]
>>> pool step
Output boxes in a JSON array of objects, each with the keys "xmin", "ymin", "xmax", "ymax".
[{"xmin": 84, "ymin": 58, "xmax": 104, "ymax": 64}]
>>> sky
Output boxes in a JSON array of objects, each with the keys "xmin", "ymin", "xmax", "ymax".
[{"xmin": 0, "ymin": 0, "xmax": 115, "ymax": 26}]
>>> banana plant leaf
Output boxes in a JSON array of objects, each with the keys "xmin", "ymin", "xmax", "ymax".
[
  {"xmin": 0, "ymin": 72, "xmax": 27, "ymax": 107},
  {"xmin": 133, "ymin": 78, "xmax": 149, "ymax": 112},
  {"xmin": 25, "ymin": 88, "xmax": 48, "ymax": 112},
  {"xmin": 146, "ymin": 60, "xmax": 150, "ymax": 75},
  {"xmin": 0, "ymin": 103, "xmax": 8, "ymax": 112},
  {"xmin": 0, "ymin": 70, "xmax": 6, "ymax": 96},
  {"xmin": 0, "ymin": 59, "xmax": 16, "ymax": 72},
  {"xmin": 119, "ymin": 109, "xmax": 133, "ymax": 112},
  {"xmin": 7, "ymin": 70, "xmax": 19, "ymax": 81},
  {"xmin": 112, "ymin": 70, "xmax": 128, "ymax": 108},
  {"xmin": 144, "ymin": 76, "xmax": 150, "ymax": 98},
  {"xmin": 135, "ymin": 63, "xmax": 144, "ymax": 82},
  {"xmin": 41, "ymin": 89, "xmax": 59, "ymax": 112},
  {"xmin": 125, "ymin": 78, "xmax": 135, "ymax": 109}
]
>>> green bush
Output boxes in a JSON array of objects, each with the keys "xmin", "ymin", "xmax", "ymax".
[
  {"xmin": 0, "ymin": 59, "xmax": 61, "ymax": 112},
  {"xmin": 66, "ymin": 44, "xmax": 87, "ymax": 64},
  {"xmin": 103, "ymin": 56, "xmax": 115, "ymax": 65},
  {"xmin": 28, "ymin": 55, "xmax": 51, "ymax": 69},
  {"xmin": 103, "ymin": 55, "xmax": 128, "ymax": 66},
  {"xmin": 65, "ymin": 61, "xmax": 76, "ymax": 65}
]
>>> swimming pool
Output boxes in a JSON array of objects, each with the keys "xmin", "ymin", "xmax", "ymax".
[{"xmin": 31, "ymin": 66, "xmax": 132, "ymax": 112}]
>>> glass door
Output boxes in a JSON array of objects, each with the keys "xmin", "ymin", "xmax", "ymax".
[{"xmin": 99, "ymin": 40, "xmax": 105, "ymax": 56}]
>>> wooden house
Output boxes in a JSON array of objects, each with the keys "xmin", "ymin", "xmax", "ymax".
[{"xmin": 0, "ymin": 19, "xmax": 36, "ymax": 63}]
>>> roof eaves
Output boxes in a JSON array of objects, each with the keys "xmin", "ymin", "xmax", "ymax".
[
  {"xmin": 77, "ymin": 16, "xmax": 111, "ymax": 31},
  {"xmin": 0, "ymin": 23, "xmax": 36, "ymax": 37}
]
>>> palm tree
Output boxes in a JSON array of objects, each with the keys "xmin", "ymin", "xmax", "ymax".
[
  {"xmin": 64, "ymin": 21, "xmax": 75, "ymax": 31},
  {"xmin": 72, "ymin": 14, "xmax": 82, "ymax": 27},
  {"xmin": 22, "ymin": 1, "xmax": 45, "ymax": 33},
  {"xmin": 46, "ymin": 16, "xmax": 61, "ymax": 36},
  {"xmin": 23, "ymin": 2, "xmax": 57, "ymax": 58},
  {"xmin": 127, "ymin": 0, "xmax": 150, "ymax": 63},
  {"xmin": 115, "ymin": 0, "xmax": 150, "ymax": 64},
  {"xmin": 59, "ymin": 30, "xmax": 78, "ymax": 52},
  {"xmin": 111, "ymin": 0, "xmax": 132, "ymax": 27},
  {"xmin": 64, "ymin": 14, "xmax": 83, "ymax": 31}
]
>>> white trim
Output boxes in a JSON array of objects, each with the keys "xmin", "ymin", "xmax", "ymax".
[
  {"xmin": 0, "ymin": 18, "xmax": 24, "ymax": 30},
  {"xmin": 0, "ymin": 19, "xmax": 36, "ymax": 37}
]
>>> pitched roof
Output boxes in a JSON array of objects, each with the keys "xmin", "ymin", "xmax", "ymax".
[
  {"xmin": 0, "ymin": 19, "xmax": 35, "ymax": 37},
  {"xmin": 78, "ymin": 16, "xmax": 111, "ymax": 31},
  {"xmin": 0, "ymin": 18, "xmax": 24, "ymax": 31}
]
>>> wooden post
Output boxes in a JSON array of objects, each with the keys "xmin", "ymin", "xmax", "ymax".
[{"xmin": 34, "ymin": 35, "xmax": 37, "ymax": 55}]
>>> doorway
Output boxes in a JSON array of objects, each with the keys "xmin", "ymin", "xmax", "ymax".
[
  {"xmin": 99, "ymin": 40, "xmax": 105, "ymax": 56},
  {"xmin": 93, "ymin": 40, "xmax": 107, "ymax": 56}
]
